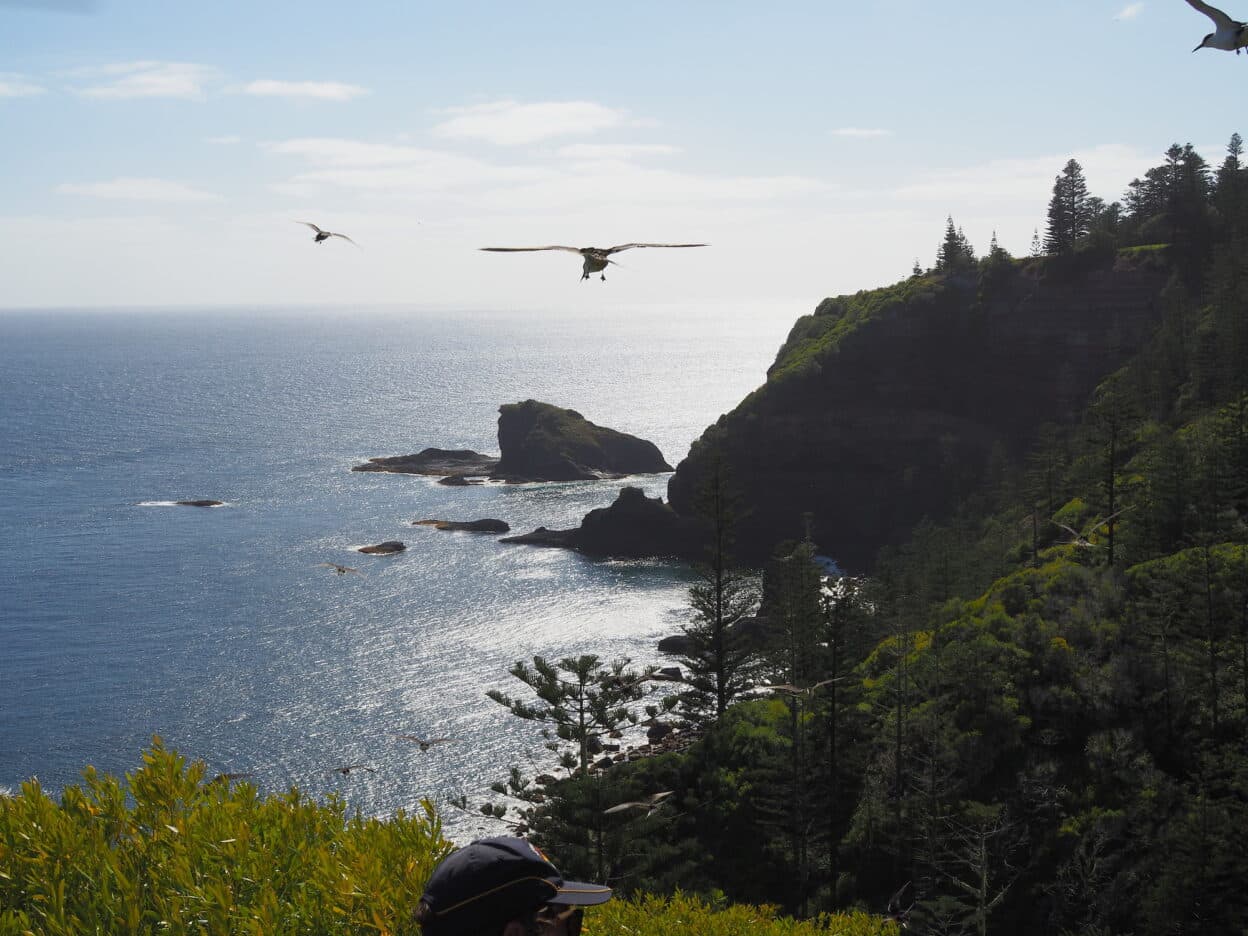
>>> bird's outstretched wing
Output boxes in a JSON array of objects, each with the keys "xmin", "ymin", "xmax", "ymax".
[
  {"xmin": 329, "ymin": 232, "xmax": 360, "ymax": 247},
  {"xmin": 317, "ymin": 562, "xmax": 363, "ymax": 575},
  {"xmin": 887, "ymin": 880, "xmax": 914, "ymax": 921},
  {"xmin": 1185, "ymin": 0, "xmax": 1239, "ymax": 28},
  {"xmin": 480, "ymin": 246, "xmax": 585, "ymax": 253},
  {"xmin": 333, "ymin": 764, "xmax": 375, "ymax": 775},
  {"xmin": 1087, "ymin": 505, "xmax": 1134, "ymax": 532},
  {"xmin": 296, "ymin": 221, "xmax": 326, "ymax": 234},
  {"xmin": 604, "ymin": 792, "xmax": 673, "ymax": 815},
  {"xmin": 604, "ymin": 243, "xmax": 708, "ymax": 255}
]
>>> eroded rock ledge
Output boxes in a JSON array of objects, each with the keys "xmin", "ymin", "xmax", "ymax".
[{"xmin": 501, "ymin": 486, "xmax": 702, "ymax": 559}]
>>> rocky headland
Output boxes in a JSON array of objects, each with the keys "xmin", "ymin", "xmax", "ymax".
[
  {"xmin": 665, "ymin": 256, "xmax": 1171, "ymax": 569},
  {"xmin": 503, "ymin": 255, "xmax": 1173, "ymax": 571}
]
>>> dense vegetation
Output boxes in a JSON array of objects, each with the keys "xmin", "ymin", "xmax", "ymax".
[
  {"xmin": 0, "ymin": 743, "xmax": 894, "ymax": 934},
  {"xmin": 482, "ymin": 134, "xmax": 1248, "ymax": 935}
]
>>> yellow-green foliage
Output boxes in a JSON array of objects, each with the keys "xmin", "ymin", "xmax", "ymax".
[
  {"xmin": 594, "ymin": 892, "xmax": 896, "ymax": 936},
  {"xmin": 0, "ymin": 739, "xmax": 452, "ymax": 935},
  {"xmin": 768, "ymin": 275, "xmax": 947, "ymax": 384},
  {"xmin": 0, "ymin": 744, "xmax": 898, "ymax": 936}
]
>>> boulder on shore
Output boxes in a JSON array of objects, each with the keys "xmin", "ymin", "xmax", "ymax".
[
  {"xmin": 358, "ymin": 541, "xmax": 406, "ymax": 555},
  {"xmin": 413, "ymin": 518, "xmax": 511, "ymax": 534}
]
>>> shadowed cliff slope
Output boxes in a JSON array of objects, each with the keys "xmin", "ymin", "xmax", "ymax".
[{"xmin": 667, "ymin": 258, "xmax": 1171, "ymax": 570}]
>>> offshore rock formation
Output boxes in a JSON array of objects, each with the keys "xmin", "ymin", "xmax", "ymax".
[
  {"xmin": 413, "ymin": 518, "xmax": 510, "ymax": 533},
  {"xmin": 352, "ymin": 448, "xmax": 498, "ymax": 477},
  {"xmin": 493, "ymin": 400, "xmax": 673, "ymax": 482},
  {"xmin": 358, "ymin": 541, "xmax": 406, "ymax": 555},
  {"xmin": 666, "ymin": 257, "xmax": 1171, "ymax": 570},
  {"xmin": 501, "ymin": 486, "xmax": 701, "ymax": 558},
  {"xmin": 351, "ymin": 402, "xmax": 671, "ymax": 484}
]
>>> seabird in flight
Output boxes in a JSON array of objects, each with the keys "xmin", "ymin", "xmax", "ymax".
[
  {"xmin": 1185, "ymin": 0, "xmax": 1248, "ymax": 52},
  {"xmin": 296, "ymin": 221, "xmax": 360, "ymax": 246},
  {"xmin": 480, "ymin": 242, "xmax": 707, "ymax": 281}
]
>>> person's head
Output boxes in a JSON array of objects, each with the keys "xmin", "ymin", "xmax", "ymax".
[{"xmin": 416, "ymin": 836, "xmax": 611, "ymax": 936}]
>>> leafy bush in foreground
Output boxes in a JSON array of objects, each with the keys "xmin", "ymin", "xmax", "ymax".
[
  {"xmin": 0, "ymin": 739, "xmax": 451, "ymax": 935},
  {"xmin": 594, "ymin": 892, "xmax": 895, "ymax": 936},
  {"xmin": 0, "ymin": 742, "xmax": 893, "ymax": 936}
]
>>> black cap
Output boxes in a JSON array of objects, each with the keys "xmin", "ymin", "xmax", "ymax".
[{"xmin": 419, "ymin": 837, "xmax": 611, "ymax": 935}]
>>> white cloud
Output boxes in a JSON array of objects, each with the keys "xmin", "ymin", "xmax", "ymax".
[
  {"xmin": 77, "ymin": 61, "xmax": 217, "ymax": 99},
  {"xmin": 262, "ymin": 137, "xmax": 553, "ymax": 195},
  {"xmin": 432, "ymin": 100, "xmax": 636, "ymax": 145},
  {"xmin": 56, "ymin": 177, "xmax": 221, "ymax": 202},
  {"xmin": 891, "ymin": 143, "xmax": 1159, "ymax": 205},
  {"xmin": 262, "ymin": 134, "xmax": 829, "ymax": 207},
  {"xmin": 206, "ymin": 135, "xmax": 242, "ymax": 145},
  {"xmin": 0, "ymin": 76, "xmax": 46, "ymax": 98},
  {"xmin": 556, "ymin": 143, "xmax": 681, "ymax": 159},
  {"xmin": 241, "ymin": 79, "xmax": 369, "ymax": 101},
  {"xmin": 1114, "ymin": 3, "xmax": 1144, "ymax": 20},
  {"xmin": 832, "ymin": 127, "xmax": 892, "ymax": 138}
]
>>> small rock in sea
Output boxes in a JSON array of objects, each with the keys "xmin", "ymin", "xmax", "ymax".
[
  {"xmin": 413, "ymin": 518, "xmax": 510, "ymax": 534},
  {"xmin": 175, "ymin": 500, "xmax": 224, "ymax": 507},
  {"xmin": 359, "ymin": 541, "xmax": 406, "ymax": 555}
]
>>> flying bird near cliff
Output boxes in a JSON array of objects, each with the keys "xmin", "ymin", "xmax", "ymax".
[
  {"xmin": 330, "ymin": 764, "xmax": 375, "ymax": 776},
  {"xmin": 317, "ymin": 562, "xmax": 363, "ymax": 576},
  {"xmin": 1052, "ymin": 506, "xmax": 1133, "ymax": 549},
  {"xmin": 393, "ymin": 734, "xmax": 458, "ymax": 752},
  {"xmin": 603, "ymin": 791, "xmax": 673, "ymax": 815},
  {"xmin": 296, "ymin": 222, "xmax": 359, "ymax": 246},
  {"xmin": 886, "ymin": 881, "xmax": 915, "ymax": 930},
  {"xmin": 479, "ymin": 242, "xmax": 707, "ymax": 281},
  {"xmin": 1184, "ymin": 0, "xmax": 1248, "ymax": 52}
]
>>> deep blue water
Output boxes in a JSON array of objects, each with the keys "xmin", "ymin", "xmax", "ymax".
[{"xmin": 0, "ymin": 306, "xmax": 784, "ymax": 837}]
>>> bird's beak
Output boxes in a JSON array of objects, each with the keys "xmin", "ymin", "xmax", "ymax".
[{"xmin": 1192, "ymin": 43, "xmax": 1202, "ymax": 51}]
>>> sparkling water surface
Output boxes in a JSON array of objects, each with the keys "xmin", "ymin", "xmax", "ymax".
[{"xmin": 0, "ymin": 305, "xmax": 786, "ymax": 838}]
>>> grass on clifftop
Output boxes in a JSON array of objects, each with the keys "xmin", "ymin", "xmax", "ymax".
[
  {"xmin": 767, "ymin": 274, "xmax": 948, "ymax": 385},
  {"xmin": 0, "ymin": 741, "xmax": 896, "ymax": 936}
]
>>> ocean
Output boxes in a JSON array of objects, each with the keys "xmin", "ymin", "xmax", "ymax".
[{"xmin": 0, "ymin": 305, "xmax": 788, "ymax": 838}]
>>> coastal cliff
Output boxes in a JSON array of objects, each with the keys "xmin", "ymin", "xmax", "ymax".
[{"xmin": 666, "ymin": 255, "xmax": 1171, "ymax": 570}]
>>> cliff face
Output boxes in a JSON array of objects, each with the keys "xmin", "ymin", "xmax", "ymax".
[
  {"xmin": 495, "ymin": 400, "xmax": 673, "ymax": 482},
  {"xmin": 666, "ymin": 260, "xmax": 1170, "ymax": 570}
]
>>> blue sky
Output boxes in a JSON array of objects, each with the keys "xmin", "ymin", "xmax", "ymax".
[{"xmin": 1, "ymin": 0, "xmax": 1243, "ymax": 312}]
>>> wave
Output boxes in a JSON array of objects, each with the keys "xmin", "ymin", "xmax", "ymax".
[{"xmin": 136, "ymin": 500, "xmax": 228, "ymax": 508}]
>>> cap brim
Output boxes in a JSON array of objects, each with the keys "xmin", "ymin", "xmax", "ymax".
[{"xmin": 551, "ymin": 881, "xmax": 612, "ymax": 906}]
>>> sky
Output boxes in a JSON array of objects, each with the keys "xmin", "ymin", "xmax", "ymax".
[{"xmin": 0, "ymin": 0, "xmax": 1244, "ymax": 313}]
